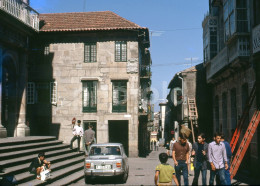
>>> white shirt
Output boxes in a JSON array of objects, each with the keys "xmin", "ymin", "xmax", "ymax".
[
  {"xmin": 73, "ymin": 125, "xmax": 83, "ymax": 137},
  {"xmin": 170, "ymin": 140, "xmax": 176, "ymax": 150}
]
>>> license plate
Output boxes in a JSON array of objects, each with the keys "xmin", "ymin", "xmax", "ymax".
[{"xmin": 95, "ymin": 165, "xmax": 111, "ymax": 169}]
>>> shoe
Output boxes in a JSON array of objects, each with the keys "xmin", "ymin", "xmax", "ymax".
[
  {"xmin": 189, "ymin": 173, "xmax": 193, "ymax": 176},
  {"xmin": 36, "ymin": 176, "xmax": 41, "ymax": 180}
]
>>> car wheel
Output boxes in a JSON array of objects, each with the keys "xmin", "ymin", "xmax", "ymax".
[
  {"xmin": 84, "ymin": 175, "xmax": 91, "ymax": 184},
  {"xmin": 121, "ymin": 170, "xmax": 128, "ymax": 183}
]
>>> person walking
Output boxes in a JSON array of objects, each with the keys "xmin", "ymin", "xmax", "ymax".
[
  {"xmin": 191, "ymin": 133, "xmax": 208, "ymax": 186},
  {"xmin": 216, "ymin": 134, "xmax": 232, "ymax": 185},
  {"xmin": 156, "ymin": 140, "xmax": 160, "ymax": 151},
  {"xmin": 154, "ymin": 152, "xmax": 179, "ymax": 186},
  {"xmin": 170, "ymin": 137, "xmax": 176, "ymax": 157},
  {"xmin": 153, "ymin": 140, "xmax": 156, "ymax": 151},
  {"xmin": 208, "ymin": 132, "xmax": 228, "ymax": 185},
  {"xmin": 84, "ymin": 124, "xmax": 95, "ymax": 155},
  {"xmin": 70, "ymin": 120, "xmax": 83, "ymax": 152},
  {"xmin": 172, "ymin": 133, "xmax": 190, "ymax": 186}
]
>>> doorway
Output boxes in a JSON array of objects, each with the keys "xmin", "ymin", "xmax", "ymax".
[
  {"xmin": 108, "ymin": 120, "xmax": 129, "ymax": 156},
  {"xmin": 83, "ymin": 120, "xmax": 97, "ymax": 143}
]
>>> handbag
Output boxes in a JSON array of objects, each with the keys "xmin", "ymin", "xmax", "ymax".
[{"xmin": 40, "ymin": 166, "xmax": 50, "ymax": 181}]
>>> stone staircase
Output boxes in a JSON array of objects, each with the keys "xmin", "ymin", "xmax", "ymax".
[{"xmin": 0, "ymin": 136, "xmax": 84, "ymax": 186}]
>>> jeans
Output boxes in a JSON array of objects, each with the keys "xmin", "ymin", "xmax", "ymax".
[
  {"xmin": 192, "ymin": 162, "xmax": 207, "ymax": 185},
  {"xmin": 209, "ymin": 168, "xmax": 226, "ymax": 185},
  {"xmin": 175, "ymin": 160, "xmax": 189, "ymax": 186},
  {"xmin": 70, "ymin": 135, "xmax": 81, "ymax": 152},
  {"xmin": 225, "ymin": 161, "xmax": 231, "ymax": 185}
]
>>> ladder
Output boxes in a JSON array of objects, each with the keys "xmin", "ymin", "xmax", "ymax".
[
  {"xmin": 188, "ymin": 98, "xmax": 198, "ymax": 143},
  {"xmin": 230, "ymin": 109, "xmax": 260, "ymax": 180},
  {"xmin": 230, "ymin": 83, "xmax": 256, "ymax": 153}
]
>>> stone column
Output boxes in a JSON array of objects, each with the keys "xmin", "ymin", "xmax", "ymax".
[
  {"xmin": 16, "ymin": 55, "xmax": 30, "ymax": 137},
  {"xmin": 0, "ymin": 47, "xmax": 7, "ymax": 138}
]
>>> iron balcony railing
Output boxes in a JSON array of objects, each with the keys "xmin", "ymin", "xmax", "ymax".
[{"xmin": 0, "ymin": 0, "xmax": 39, "ymax": 31}]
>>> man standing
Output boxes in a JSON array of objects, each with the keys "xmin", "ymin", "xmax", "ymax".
[
  {"xmin": 84, "ymin": 125, "xmax": 95, "ymax": 154},
  {"xmin": 172, "ymin": 133, "xmax": 190, "ymax": 186},
  {"xmin": 216, "ymin": 134, "xmax": 232, "ymax": 185},
  {"xmin": 191, "ymin": 133, "xmax": 208, "ymax": 185},
  {"xmin": 208, "ymin": 132, "xmax": 228, "ymax": 185},
  {"xmin": 70, "ymin": 120, "xmax": 83, "ymax": 152}
]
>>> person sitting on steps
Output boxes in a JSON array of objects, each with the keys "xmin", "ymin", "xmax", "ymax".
[{"xmin": 29, "ymin": 152, "xmax": 51, "ymax": 180}]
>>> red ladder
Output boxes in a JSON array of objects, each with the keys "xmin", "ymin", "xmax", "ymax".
[
  {"xmin": 230, "ymin": 109, "xmax": 260, "ymax": 180},
  {"xmin": 188, "ymin": 98, "xmax": 198, "ymax": 143},
  {"xmin": 230, "ymin": 83, "xmax": 256, "ymax": 153}
]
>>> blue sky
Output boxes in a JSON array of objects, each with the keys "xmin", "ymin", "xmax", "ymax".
[{"xmin": 30, "ymin": 0, "xmax": 209, "ymax": 112}]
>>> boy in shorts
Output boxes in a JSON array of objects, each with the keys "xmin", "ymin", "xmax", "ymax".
[{"xmin": 154, "ymin": 153, "xmax": 179, "ymax": 186}]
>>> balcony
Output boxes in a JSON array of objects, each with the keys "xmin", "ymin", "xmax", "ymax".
[
  {"xmin": 228, "ymin": 36, "xmax": 250, "ymax": 63},
  {"xmin": 206, "ymin": 47, "xmax": 228, "ymax": 80},
  {"xmin": 0, "ymin": 0, "xmax": 39, "ymax": 31},
  {"xmin": 253, "ymin": 24, "xmax": 260, "ymax": 54},
  {"xmin": 140, "ymin": 65, "xmax": 151, "ymax": 79}
]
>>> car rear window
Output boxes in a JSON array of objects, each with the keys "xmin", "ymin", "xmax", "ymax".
[{"xmin": 89, "ymin": 146, "xmax": 121, "ymax": 156}]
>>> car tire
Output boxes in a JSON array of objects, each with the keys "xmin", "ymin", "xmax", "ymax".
[
  {"xmin": 120, "ymin": 170, "xmax": 128, "ymax": 183},
  {"xmin": 84, "ymin": 175, "xmax": 91, "ymax": 184}
]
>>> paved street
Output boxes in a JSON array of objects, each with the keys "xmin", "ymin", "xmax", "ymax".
[{"xmin": 70, "ymin": 147, "xmax": 249, "ymax": 186}]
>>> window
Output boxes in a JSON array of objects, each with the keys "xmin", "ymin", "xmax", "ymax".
[
  {"xmin": 50, "ymin": 82, "xmax": 57, "ymax": 104},
  {"xmin": 82, "ymin": 81, "xmax": 97, "ymax": 112},
  {"xmin": 112, "ymin": 80, "xmax": 127, "ymax": 112},
  {"xmin": 115, "ymin": 41, "xmax": 127, "ymax": 62},
  {"xmin": 84, "ymin": 43, "xmax": 97, "ymax": 63},
  {"xmin": 224, "ymin": 0, "xmax": 235, "ymax": 40},
  {"xmin": 27, "ymin": 82, "xmax": 35, "ymax": 104},
  {"xmin": 236, "ymin": 0, "xmax": 248, "ymax": 32}
]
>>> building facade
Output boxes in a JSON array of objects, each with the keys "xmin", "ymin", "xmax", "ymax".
[
  {"xmin": 203, "ymin": 0, "xmax": 260, "ymax": 176},
  {"xmin": 0, "ymin": 0, "xmax": 38, "ymax": 137},
  {"xmin": 166, "ymin": 64, "xmax": 212, "ymax": 143},
  {"xmin": 27, "ymin": 11, "xmax": 152, "ymax": 157}
]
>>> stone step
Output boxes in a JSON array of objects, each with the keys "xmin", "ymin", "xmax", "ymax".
[
  {"xmin": 0, "ymin": 146, "xmax": 74, "ymax": 168},
  {"xmin": 4, "ymin": 152, "xmax": 84, "ymax": 176},
  {"xmin": 0, "ymin": 140, "xmax": 63, "ymax": 154},
  {"xmin": 0, "ymin": 136, "xmax": 56, "ymax": 147},
  {"xmin": 15, "ymin": 155, "xmax": 84, "ymax": 185},
  {"xmin": 0, "ymin": 143, "xmax": 69, "ymax": 161},
  {"xmin": 46, "ymin": 169, "xmax": 84, "ymax": 186},
  {"xmin": 19, "ymin": 162, "xmax": 84, "ymax": 186}
]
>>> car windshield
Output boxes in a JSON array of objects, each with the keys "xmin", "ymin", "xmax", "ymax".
[{"xmin": 89, "ymin": 146, "xmax": 121, "ymax": 156}]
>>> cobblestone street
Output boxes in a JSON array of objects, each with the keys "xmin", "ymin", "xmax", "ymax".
[{"xmin": 70, "ymin": 147, "xmax": 249, "ymax": 185}]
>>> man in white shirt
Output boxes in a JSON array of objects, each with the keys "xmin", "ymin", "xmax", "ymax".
[{"xmin": 70, "ymin": 120, "xmax": 84, "ymax": 152}]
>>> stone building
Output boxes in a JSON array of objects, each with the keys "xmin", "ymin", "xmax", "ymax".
[
  {"xmin": 27, "ymin": 11, "xmax": 152, "ymax": 157},
  {"xmin": 203, "ymin": 0, "xmax": 260, "ymax": 177},
  {"xmin": 0, "ymin": 0, "xmax": 38, "ymax": 137},
  {"xmin": 166, "ymin": 64, "xmax": 212, "ymax": 143}
]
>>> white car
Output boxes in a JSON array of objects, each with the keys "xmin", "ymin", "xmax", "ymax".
[{"xmin": 84, "ymin": 143, "xmax": 129, "ymax": 184}]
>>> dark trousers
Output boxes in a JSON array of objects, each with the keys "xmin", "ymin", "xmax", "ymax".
[
  {"xmin": 192, "ymin": 162, "xmax": 207, "ymax": 185},
  {"xmin": 209, "ymin": 168, "xmax": 226, "ymax": 185},
  {"xmin": 70, "ymin": 135, "xmax": 81, "ymax": 152},
  {"xmin": 175, "ymin": 160, "xmax": 189, "ymax": 186}
]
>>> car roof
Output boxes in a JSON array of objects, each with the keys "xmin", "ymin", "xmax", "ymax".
[{"xmin": 91, "ymin": 143, "xmax": 122, "ymax": 147}]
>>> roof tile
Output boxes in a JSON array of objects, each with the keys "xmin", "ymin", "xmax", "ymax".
[{"xmin": 39, "ymin": 11, "xmax": 146, "ymax": 32}]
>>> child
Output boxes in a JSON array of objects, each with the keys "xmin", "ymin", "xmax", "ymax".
[{"xmin": 154, "ymin": 153, "xmax": 179, "ymax": 186}]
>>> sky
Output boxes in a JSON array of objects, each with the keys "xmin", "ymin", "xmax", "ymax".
[{"xmin": 30, "ymin": 0, "xmax": 209, "ymax": 112}]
